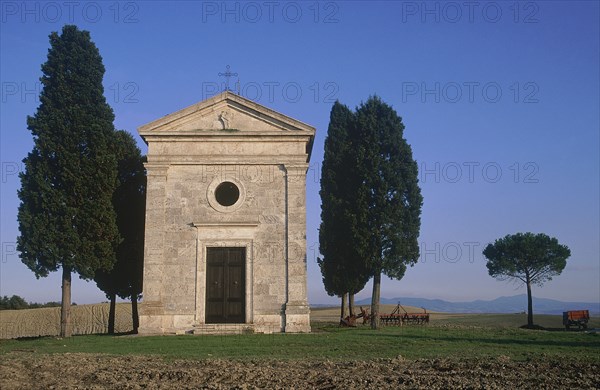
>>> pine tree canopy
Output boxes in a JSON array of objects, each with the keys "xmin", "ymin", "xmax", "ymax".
[{"xmin": 483, "ymin": 232, "xmax": 571, "ymax": 286}]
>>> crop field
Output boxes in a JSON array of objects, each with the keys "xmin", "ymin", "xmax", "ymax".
[
  {"xmin": 0, "ymin": 303, "xmax": 133, "ymax": 339},
  {"xmin": 1, "ymin": 304, "xmax": 598, "ymax": 388}
]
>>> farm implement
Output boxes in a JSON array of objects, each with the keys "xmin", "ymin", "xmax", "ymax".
[
  {"xmin": 340, "ymin": 304, "xmax": 430, "ymax": 327},
  {"xmin": 563, "ymin": 310, "xmax": 589, "ymax": 330},
  {"xmin": 380, "ymin": 304, "xmax": 430, "ymax": 326},
  {"xmin": 340, "ymin": 307, "xmax": 370, "ymax": 327}
]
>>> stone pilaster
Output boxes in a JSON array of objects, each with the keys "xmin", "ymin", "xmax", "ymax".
[
  {"xmin": 283, "ymin": 164, "xmax": 311, "ymax": 333},
  {"xmin": 138, "ymin": 164, "xmax": 169, "ymax": 334}
]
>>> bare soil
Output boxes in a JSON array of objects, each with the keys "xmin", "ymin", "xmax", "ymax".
[{"xmin": 1, "ymin": 352, "xmax": 598, "ymax": 389}]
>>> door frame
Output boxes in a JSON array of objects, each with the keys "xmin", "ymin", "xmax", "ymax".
[{"xmin": 194, "ymin": 236, "xmax": 254, "ymax": 325}]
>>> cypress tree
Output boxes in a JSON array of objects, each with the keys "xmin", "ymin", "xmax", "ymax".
[
  {"xmin": 318, "ymin": 102, "xmax": 370, "ymax": 320},
  {"xmin": 17, "ymin": 25, "xmax": 120, "ymax": 337},
  {"xmin": 94, "ymin": 130, "xmax": 146, "ymax": 334},
  {"xmin": 354, "ymin": 96, "xmax": 423, "ymax": 329}
]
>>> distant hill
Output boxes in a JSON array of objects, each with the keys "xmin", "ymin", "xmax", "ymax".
[{"xmin": 354, "ymin": 295, "xmax": 600, "ymax": 315}]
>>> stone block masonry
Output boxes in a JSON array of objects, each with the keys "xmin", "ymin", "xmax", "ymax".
[{"xmin": 137, "ymin": 92, "xmax": 315, "ymax": 334}]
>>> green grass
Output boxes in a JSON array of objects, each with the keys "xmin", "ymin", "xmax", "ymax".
[
  {"xmin": 1, "ymin": 323, "xmax": 598, "ymax": 362},
  {"xmin": 433, "ymin": 313, "xmax": 600, "ymax": 329}
]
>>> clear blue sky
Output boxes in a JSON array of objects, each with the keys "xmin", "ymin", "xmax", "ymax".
[{"xmin": 1, "ymin": 1, "xmax": 598, "ymax": 305}]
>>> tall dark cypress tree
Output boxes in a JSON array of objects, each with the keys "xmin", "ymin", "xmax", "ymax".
[
  {"xmin": 94, "ymin": 130, "xmax": 145, "ymax": 334},
  {"xmin": 354, "ymin": 96, "xmax": 423, "ymax": 329},
  {"xmin": 318, "ymin": 102, "xmax": 370, "ymax": 320},
  {"xmin": 17, "ymin": 25, "xmax": 120, "ymax": 337}
]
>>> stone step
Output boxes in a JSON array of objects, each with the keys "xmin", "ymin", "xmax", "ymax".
[{"xmin": 192, "ymin": 324, "xmax": 255, "ymax": 335}]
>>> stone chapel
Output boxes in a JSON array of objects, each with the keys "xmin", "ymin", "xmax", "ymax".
[{"xmin": 137, "ymin": 91, "xmax": 314, "ymax": 334}]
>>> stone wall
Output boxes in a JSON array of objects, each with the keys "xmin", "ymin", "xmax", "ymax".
[{"xmin": 140, "ymin": 163, "xmax": 310, "ymax": 333}]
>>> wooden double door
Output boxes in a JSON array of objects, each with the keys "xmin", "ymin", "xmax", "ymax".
[{"xmin": 205, "ymin": 247, "xmax": 246, "ymax": 324}]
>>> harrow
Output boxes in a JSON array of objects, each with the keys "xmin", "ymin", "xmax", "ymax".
[{"xmin": 340, "ymin": 303, "xmax": 430, "ymax": 327}]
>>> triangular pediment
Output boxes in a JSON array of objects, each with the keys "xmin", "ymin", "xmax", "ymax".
[{"xmin": 138, "ymin": 91, "xmax": 315, "ymax": 136}]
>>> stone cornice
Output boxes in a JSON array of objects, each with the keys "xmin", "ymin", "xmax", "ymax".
[
  {"xmin": 192, "ymin": 222, "xmax": 259, "ymax": 228},
  {"xmin": 143, "ymin": 163, "xmax": 170, "ymax": 176},
  {"xmin": 284, "ymin": 164, "xmax": 310, "ymax": 176},
  {"xmin": 146, "ymin": 156, "xmax": 309, "ymax": 164},
  {"xmin": 140, "ymin": 133, "xmax": 313, "ymax": 142}
]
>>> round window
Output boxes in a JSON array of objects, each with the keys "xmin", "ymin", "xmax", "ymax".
[{"xmin": 214, "ymin": 181, "xmax": 240, "ymax": 207}]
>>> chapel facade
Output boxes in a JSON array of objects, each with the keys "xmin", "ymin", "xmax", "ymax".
[{"xmin": 137, "ymin": 91, "xmax": 314, "ymax": 334}]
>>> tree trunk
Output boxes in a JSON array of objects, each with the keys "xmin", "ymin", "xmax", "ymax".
[
  {"xmin": 60, "ymin": 266, "xmax": 72, "ymax": 337},
  {"xmin": 371, "ymin": 272, "xmax": 381, "ymax": 329},
  {"xmin": 526, "ymin": 280, "xmax": 534, "ymax": 327},
  {"xmin": 108, "ymin": 293, "xmax": 116, "ymax": 334},
  {"xmin": 349, "ymin": 293, "xmax": 355, "ymax": 317},
  {"xmin": 131, "ymin": 292, "xmax": 139, "ymax": 334},
  {"xmin": 340, "ymin": 292, "xmax": 348, "ymax": 323}
]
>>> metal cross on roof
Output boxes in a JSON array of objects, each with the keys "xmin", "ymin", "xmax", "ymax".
[{"xmin": 218, "ymin": 65, "xmax": 238, "ymax": 92}]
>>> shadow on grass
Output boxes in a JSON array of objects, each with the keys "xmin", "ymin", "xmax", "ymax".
[
  {"xmin": 95, "ymin": 330, "xmax": 138, "ymax": 337},
  {"xmin": 355, "ymin": 329, "xmax": 599, "ymax": 349},
  {"xmin": 9, "ymin": 330, "xmax": 136, "ymax": 342}
]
